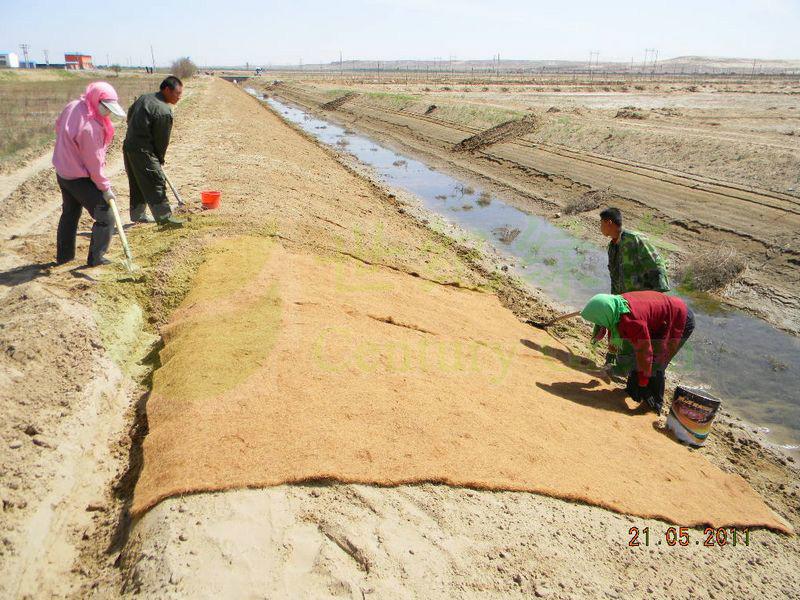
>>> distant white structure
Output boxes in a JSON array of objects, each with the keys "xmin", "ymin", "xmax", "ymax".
[{"xmin": 0, "ymin": 52, "xmax": 20, "ymax": 68}]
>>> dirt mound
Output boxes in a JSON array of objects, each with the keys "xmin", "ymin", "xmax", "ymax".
[
  {"xmin": 563, "ymin": 187, "xmax": 612, "ymax": 215},
  {"xmin": 321, "ymin": 92, "xmax": 358, "ymax": 110},
  {"xmin": 453, "ymin": 114, "xmax": 540, "ymax": 153}
]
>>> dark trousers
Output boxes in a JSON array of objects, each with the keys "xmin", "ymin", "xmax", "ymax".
[
  {"xmin": 626, "ymin": 308, "xmax": 695, "ymax": 412},
  {"xmin": 56, "ymin": 175, "xmax": 112, "ymax": 266},
  {"xmin": 123, "ymin": 147, "xmax": 172, "ymax": 221}
]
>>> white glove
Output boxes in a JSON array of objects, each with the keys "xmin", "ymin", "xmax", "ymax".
[{"xmin": 102, "ymin": 189, "xmax": 116, "ymax": 202}]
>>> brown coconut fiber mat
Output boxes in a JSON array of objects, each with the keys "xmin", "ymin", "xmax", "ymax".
[{"xmin": 132, "ymin": 237, "xmax": 791, "ymax": 532}]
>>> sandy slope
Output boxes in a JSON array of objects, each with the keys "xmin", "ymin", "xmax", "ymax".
[{"xmin": 0, "ymin": 77, "xmax": 798, "ymax": 599}]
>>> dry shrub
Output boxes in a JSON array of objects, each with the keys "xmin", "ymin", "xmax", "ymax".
[
  {"xmin": 456, "ymin": 184, "xmax": 475, "ymax": 196},
  {"xmin": 563, "ymin": 187, "xmax": 610, "ymax": 215},
  {"xmin": 615, "ymin": 108, "xmax": 646, "ymax": 119},
  {"xmin": 492, "ymin": 226, "xmax": 520, "ymax": 243},
  {"xmin": 676, "ymin": 248, "xmax": 747, "ymax": 291},
  {"xmin": 171, "ymin": 57, "xmax": 197, "ymax": 80}
]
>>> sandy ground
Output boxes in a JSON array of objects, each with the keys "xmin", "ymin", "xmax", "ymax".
[
  {"xmin": 0, "ymin": 77, "xmax": 798, "ymax": 599},
  {"xmin": 261, "ymin": 80, "xmax": 800, "ymax": 335}
]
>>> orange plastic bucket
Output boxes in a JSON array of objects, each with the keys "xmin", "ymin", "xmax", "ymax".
[{"xmin": 201, "ymin": 190, "xmax": 221, "ymax": 210}]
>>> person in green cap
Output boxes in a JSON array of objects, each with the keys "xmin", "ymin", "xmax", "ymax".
[
  {"xmin": 581, "ymin": 290, "xmax": 694, "ymax": 413},
  {"xmin": 123, "ymin": 76, "xmax": 185, "ymax": 226}
]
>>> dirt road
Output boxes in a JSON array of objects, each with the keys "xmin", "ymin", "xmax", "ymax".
[
  {"xmin": 1, "ymin": 77, "xmax": 798, "ymax": 599},
  {"xmin": 264, "ymin": 82, "xmax": 800, "ymax": 334}
]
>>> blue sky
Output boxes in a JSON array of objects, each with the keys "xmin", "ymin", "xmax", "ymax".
[{"xmin": 1, "ymin": 0, "xmax": 798, "ymax": 66}]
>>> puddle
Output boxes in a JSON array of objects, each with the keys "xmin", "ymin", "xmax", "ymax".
[{"xmin": 253, "ymin": 90, "xmax": 800, "ymax": 453}]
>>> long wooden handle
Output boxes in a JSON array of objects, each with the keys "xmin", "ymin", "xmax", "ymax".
[
  {"xmin": 546, "ymin": 310, "xmax": 581, "ymax": 326},
  {"xmin": 163, "ymin": 172, "xmax": 185, "ymax": 206},
  {"xmin": 107, "ymin": 196, "xmax": 135, "ymax": 271}
]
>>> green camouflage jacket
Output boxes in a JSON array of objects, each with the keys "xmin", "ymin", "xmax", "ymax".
[{"xmin": 608, "ymin": 230, "xmax": 670, "ymax": 294}]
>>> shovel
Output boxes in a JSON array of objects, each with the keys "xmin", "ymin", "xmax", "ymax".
[
  {"xmin": 163, "ymin": 171, "xmax": 185, "ymax": 207},
  {"xmin": 526, "ymin": 310, "xmax": 581, "ymax": 330},
  {"xmin": 106, "ymin": 196, "xmax": 137, "ymax": 272}
]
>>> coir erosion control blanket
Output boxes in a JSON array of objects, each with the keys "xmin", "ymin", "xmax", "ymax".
[{"xmin": 132, "ymin": 237, "xmax": 790, "ymax": 532}]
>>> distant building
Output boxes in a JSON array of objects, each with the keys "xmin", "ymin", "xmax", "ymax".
[
  {"xmin": 0, "ymin": 52, "xmax": 20, "ymax": 68},
  {"xmin": 65, "ymin": 53, "xmax": 94, "ymax": 70}
]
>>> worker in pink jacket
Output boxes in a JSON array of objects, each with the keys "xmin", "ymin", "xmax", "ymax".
[{"xmin": 52, "ymin": 82, "xmax": 126, "ymax": 266}]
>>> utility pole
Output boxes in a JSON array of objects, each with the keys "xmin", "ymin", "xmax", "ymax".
[
  {"xmin": 340, "ymin": 50, "xmax": 343, "ymax": 77},
  {"xmin": 106, "ymin": 53, "xmax": 110, "ymax": 68},
  {"xmin": 751, "ymin": 58, "xmax": 757, "ymax": 77},
  {"xmin": 643, "ymin": 48, "xmax": 655, "ymax": 72},
  {"xmin": 44, "ymin": 49, "xmax": 49, "ymax": 66},
  {"xmin": 589, "ymin": 51, "xmax": 599, "ymax": 80},
  {"xmin": 19, "ymin": 43, "xmax": 30, "ymax": 68},
  {"xmin": 150, "ymin": 45, "xmax": 156, "ymax": 73}
]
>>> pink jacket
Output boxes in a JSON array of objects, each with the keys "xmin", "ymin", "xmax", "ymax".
[{"xmin": 52, "ymin": 83, "xmax": 118, "ymax": 191}]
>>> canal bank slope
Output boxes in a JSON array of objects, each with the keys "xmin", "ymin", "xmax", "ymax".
[{"xmin": 116, "ymin": 79, "xmax": 798, "ymax": 597}]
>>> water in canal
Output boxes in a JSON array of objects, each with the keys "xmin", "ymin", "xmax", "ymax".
[{"xmin": 255, "ymin": 91, "xmax": 800, "ymax": 452}]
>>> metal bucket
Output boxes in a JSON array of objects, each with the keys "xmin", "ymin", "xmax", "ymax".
[{"xmin": 667, "ymin": 386, "xmax": 721, "ymax": 447}]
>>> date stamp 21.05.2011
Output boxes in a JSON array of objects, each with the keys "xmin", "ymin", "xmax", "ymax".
[{"xmin": 628, "ymin": 526, "xmax": 751, "ymax": 547}]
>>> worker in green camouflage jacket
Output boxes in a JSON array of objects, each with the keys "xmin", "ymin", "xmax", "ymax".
[
  {"xmin": 123, "ymin": 76, "xmax": 184, "ymax": 226},
  {"xmin": 598, "ymin": 207, "xmax": 670, "ymax": 375},
  {"xmin": 599, "ymin": 207, "xmax": 670, "ymax": 294}
]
